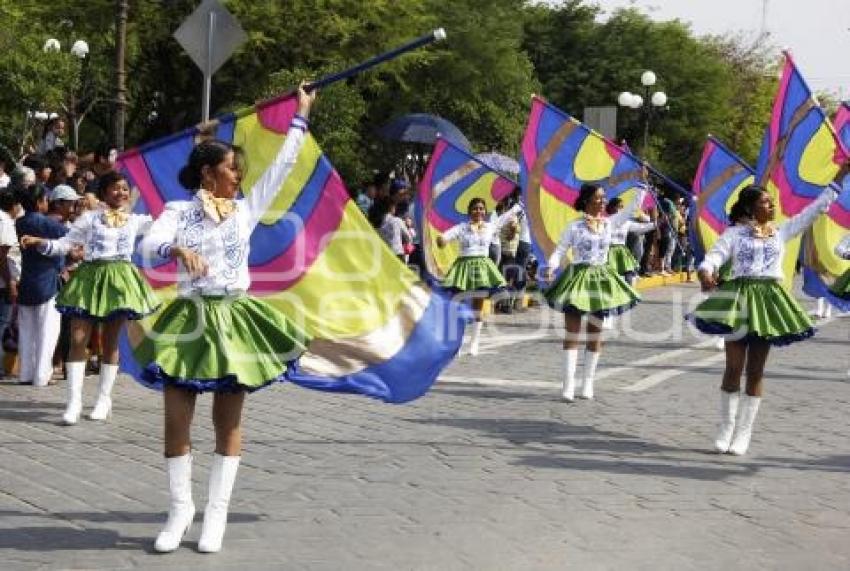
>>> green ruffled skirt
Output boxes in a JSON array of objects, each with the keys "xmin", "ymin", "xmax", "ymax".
[
  {"xmin": 442, "ymin": 255, "xmax": 506, "ymax": 293},
  {"xmin": 607, "ymin": 244, "xmax": 639, "ymax": 278},
  {"xmin": 56, "ymin": 260, "xmax": 160, "ymax": 321},
  {"xmin": 690, "ymin": 277, "xmax": 814, "ymax": 345},
  {"xmin": 544, "ymin": 263, "xmax": 640, "ymax": 317},
  {"xmin": 132, "ymin": 295, "xmax": 310, "ymax": 393}
]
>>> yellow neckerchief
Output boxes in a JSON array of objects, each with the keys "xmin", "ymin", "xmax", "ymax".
[
  {"xmin": 584, "ymin": 214, "xmax": 606, "ymax": 234},
  {"xmin": 102, "ymin": 207, "xmax": 129, "ymax": 228},
  {"xmin": 469, "ymin": 219, "xmax": 486, "ymax": 232},
  {"xmin": 749, "ymin": 221, "xmax": 777, "ymax": 239},
  {"xmin": 197, "ymin": 189, "xmax": 236, "ymax": 223}
]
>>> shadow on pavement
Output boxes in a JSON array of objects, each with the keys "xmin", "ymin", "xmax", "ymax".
[
  {"xmin": 409, "ymin": 416, "xmax": 758, "ymax": 481},
  {"xmin": 0, "ymin": 399, "xmax": 65, "ymax": 423}
]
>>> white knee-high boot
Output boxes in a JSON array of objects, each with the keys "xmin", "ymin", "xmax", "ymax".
[
  {"xmin": 88, "ymin": 363, "xmax": 119, "ymax": 421},
  {"xmin": 198, "ymin": 454, "xmax": 240, "ymax": 553},
  {"xmin": 468, "ymin": 321, "xmax": 483, "ymax": 356},
  {"xmin": 728, "ymin": 395, "xmax": 761, "ymax": 456},
  {"xmin": 62, "ymin": 362, "xmax": 86, "ymax": 425},
  {"xmin": 713, "ymin": 390, "xmax": 739, "ymax": 453},
  {"xmin": 580, "ymin": 351, "xmax": 600, "ymax": 400},
  {"xmin": 562, "ymin": 349, "xmax": 579, "ymax": 402},
  {"xmin": 155, "ymin": 454, "xmax": 195, "ymax": 553}
]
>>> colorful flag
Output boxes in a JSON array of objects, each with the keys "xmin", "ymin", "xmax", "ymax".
[
  {"xmin": 117, "ymin": 93, "xmax": 469, "ymax": 403},
  {"xmin": 519, "ymin": 96, "xmax": 650, "ymax": 270},
  {"xmin": 802, "ymin": 102, "xmax": 850, "ymax": 302},
  {"xmin": 416, "ymin": 137, "xmax": 517, "ymax": 284},
  {"xmin": 690, "ymin": 136, "xmax": 756, "ymax": 262},
  {"xmin": 754, "ymin": 52, "xmax": 848, "ymax": 284}
]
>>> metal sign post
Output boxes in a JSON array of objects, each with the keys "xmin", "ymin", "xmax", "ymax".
[{"xmin": 173, "ymin": 0, "xmax": 247, "ymax": 123}]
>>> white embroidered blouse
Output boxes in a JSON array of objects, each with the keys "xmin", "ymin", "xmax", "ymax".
[
  {"xmin": 548, "ymin": 190, "xmax": 645, "ymax": 268},
  {"xmin": 835, "ymin": 233, "xmax": 850, "ymax": 260},
  {"xmin": 40, "ymin": 208, "xmax": 153, "ymax": 261},
  {"xmin": 441, "ymin": 204, "xmax": 523, "ymax": 257},
  {"xmin": 699, "ymin": 187, "xmax": 837, "ymax": 280},
  {"xmin": 137, "ymin": 115, "xmax": 308, "ymax": 296}
]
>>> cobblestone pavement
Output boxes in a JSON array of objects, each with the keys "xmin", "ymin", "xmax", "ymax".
[{"xmin": 1, "ymin": 282, "xmax": 848, "ymax": 570}]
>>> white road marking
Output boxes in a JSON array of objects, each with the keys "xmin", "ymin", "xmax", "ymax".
[
  {"xmin": 619, "ymin": 353, "xmax": 727, "ymax": 392},
  {"xmin": 442, "ymin": 311, "xmax": 843, "ymax": 391},
  {"xmin": 438, "ymin": 375, "xmax": 554, "ymax": 389}
]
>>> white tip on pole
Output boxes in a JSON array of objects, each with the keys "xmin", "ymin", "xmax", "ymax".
[{"xmin": 434, "ymin": 28, "xmax": 447, "ymax": 41}]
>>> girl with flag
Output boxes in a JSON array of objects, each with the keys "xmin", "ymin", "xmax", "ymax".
[
  {"xmin": 131, "ymin": 85, "xmax": 315, "ymax": 554},
  {"xmin": 544, "ymin": 183, "xmax": 644, "ymax": 402},
  {"xmin": 436, "ymin": 196, "xmax": 522, "ymax": 355},
  {"xmin": 20, "ymin": 173, "xmax": 159, "ymax": 424},
  {"xmin": 692, "ymin": 181, "xmax": 842, "ymax": 456}
]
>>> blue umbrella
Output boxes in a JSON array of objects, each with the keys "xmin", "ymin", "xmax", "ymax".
[
  {"xmin": 378, "ymin": 113, "xmax": 471, "ymax": 150},
  {"xmin": 475, "ymin": 152, "xmax": 519, "ymax": 175}
]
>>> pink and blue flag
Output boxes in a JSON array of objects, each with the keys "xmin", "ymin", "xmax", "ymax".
[
  {"xmin": 754, "ymin": 52, "xmax": 848, "ymax": 284},
  {"xmin": 802, "ymin": 102, "xmax": 850, "ymax": 307},
  {"xmin": 519, "ymin": 96, "xmax": 653, "ymax": 269},
  {"xmin": 117, "ymin": 92, "xmax": 469, "ymax": 403},
  {"xmin": 690, "ymin": 136, "xmax": 756, "ymax": 261}
]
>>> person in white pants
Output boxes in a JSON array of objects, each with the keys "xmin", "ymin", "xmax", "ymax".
[
  {"xmin": 18, "ymin": 297, "xmax": 61, "ymax": 386},
  {"xmin": 12, "ymin": 184, "xmax": 69, "ymax": 387}
]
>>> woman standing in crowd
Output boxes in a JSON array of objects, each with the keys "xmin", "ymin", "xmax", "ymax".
[
  {"xmin": 132, "ymin": 86, "xmax": 315, "ymax": 554},
  {"xmin": 20, "ymin": 173, "xmax": 160, "ymax": 425},
  {"xmin": 13, "ymin": 184, "xmax": 70, "ymax": 387},
  {"xmin": 544, "ymin": 183, "xmax": 645, "ymax": 401},
  {"xmin": 692, "ymin": 181, "xmax": 841, "ymax": 455},
  {"xmin": 436, "ymin": 197, "xmax": 522, "ymax": 356},
  {"xmin": 369, "ymin": 194, "xmax": 411, "ymax": 263}
]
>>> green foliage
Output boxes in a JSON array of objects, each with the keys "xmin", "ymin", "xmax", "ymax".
[
  {"xmin": 523, "ymin": 5, "xmax": 776, "ymax": 184},
  {"xmin": 0, "ymin": 0, "xmax": 790, "ymax": 191}
]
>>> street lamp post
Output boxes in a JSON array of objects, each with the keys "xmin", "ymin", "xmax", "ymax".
[
  {"xmin": 617, "ymin": 70, "xmax": 668, "ymax": 154},
  {"xmin": 43, "ymin": 30, "xmax": 90, "ymax": 150}
]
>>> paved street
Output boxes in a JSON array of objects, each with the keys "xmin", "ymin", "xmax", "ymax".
[{"xmin": 1, "ymin": 282, "xmax": 849, "ymax": 570}]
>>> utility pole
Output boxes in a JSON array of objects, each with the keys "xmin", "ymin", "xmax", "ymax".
[
  {"xmin": 760, "ymin": 0, "xmax": 770, "ymax": 37},
  {"xmin": 112, "ymin": 0, "xmax": 128, "ymax": 151}
]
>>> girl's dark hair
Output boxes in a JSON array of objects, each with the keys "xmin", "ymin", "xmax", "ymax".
[
  {"xmin": 367, "ymin": 195, "xmax": 394, "ymax": 229},
  {"xmin": 15, "ymin": 184, "xmax": 47, "ymax": 212},
  {"xmin": 728, "ymin": 185, "xmax": 767, "ymax": 221},
  {"xmin": 605, "ymin": 197, "xmax": 623, "ymax": 216},
  {"xmin": 574, "ymin": 183, "xmax": 602, "ymax": 213},
  {"xmin": 467, "ymin": 197, "xmax": 487, "ymax": 215},
  {"xmin": 178, "ymin": 140, "xmax": 234, "ymax": 190},
  {"xmin": 96, "ymin": 171, "xmax": 127, "ymax": 199},
  {"xmin": 728, "ymin": 201, "xmax": 749, "ymax": 225},
  {"xmin": 0, "ymin": 189, "xmax": 18, "ymax": 212}
]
